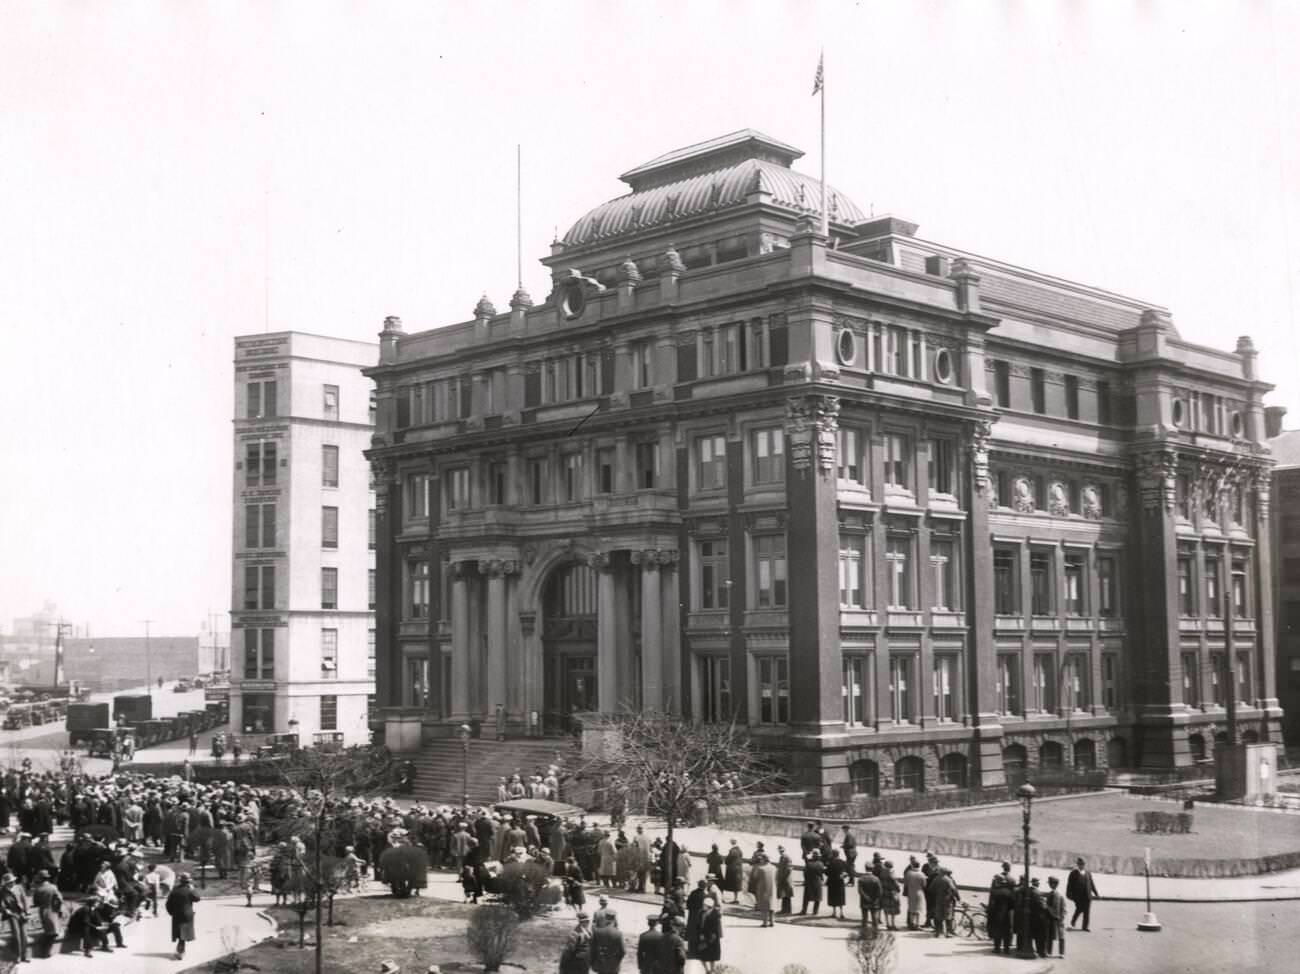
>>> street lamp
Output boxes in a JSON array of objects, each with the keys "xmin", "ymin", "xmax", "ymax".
[
  {"xmin": 288, "ymin": 716, "xmax": 300, "ymax": 749},
  {"xmin": 458, "ymin": 723, "xmax": 472, "ymax": 808},
  {"xmin": 1016, "ymin": 782, "xmax": 1037, "ymax": 959}
]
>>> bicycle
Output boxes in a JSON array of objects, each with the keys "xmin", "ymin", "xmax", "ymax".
[{"xmin": 953, "ymin": 901, "xmax": 989, "ymax": 940}]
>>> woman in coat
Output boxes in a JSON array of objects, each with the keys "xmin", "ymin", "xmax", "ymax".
[
  {"xmin": 164, "ymin": 873, "xmax": 200, "ymax": 961},
  {"xmin": 903, "ymin": 859, "xmax": 927, "ymax": 930},
  {"xmin": 563, "ymin": 855, "xmax": 587, "ymax": 911},
  {"xmin": 596, "ymin": 833, "xmax": 617, "ymax": 888},
  {"xmin": 878, "ymin": 860, "xmax": 901, "ymax": 930},
  {"xmin": 705, "ymin": 844, "xmax": 724, "ymax": 885},
  {"xmin": 751, "ymin": 854, "xmax": 777, "ymax": 927},
  {"xmin": 722, "ymin": 840, "xmax": 744, "ymax": 904},
  {"xmin": 826, "ymin": 848, "xmax": 849, "ymax": 920},
  {"xmin": 692, "ymin": 897, "xmax": 723, "ymax": 973}
]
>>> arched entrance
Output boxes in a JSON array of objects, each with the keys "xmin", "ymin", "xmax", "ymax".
[{"xmin": 542, "ymin": 563, "xmax": 599, "ymax": 732}]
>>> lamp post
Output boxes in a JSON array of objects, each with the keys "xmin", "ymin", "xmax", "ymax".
[
  {"xmin": 288, "ymin": 716, "xmax": 300, "ymax": 750},
  {"xmin": 459, "ymin": 723, "xmax": 472, "ymax": 809},
  {"xmin": 1016, "ymin": 782, "xmax": 1037, "ymax": 959}
]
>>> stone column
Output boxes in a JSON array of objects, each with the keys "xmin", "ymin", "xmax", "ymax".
[
  {"xmin": 450, "ymin": 562, "xmax": 471, "ymax": 719},
  {"xmin": 965, "ymin": 420, "xmax": 1005, "ymax": 786},
  {"xmin": 482, "ymin": 559, "xmax": 509, "ymax": 721},
  {"xmin": 371, "ymin": 458, "xmax": 398, "ymax": 709},
  {"xmin": 592, "ymin": 552, "xmax": 618, "ymax": 713},
  {"xmin": 660, "ymin": 553, "xmax": 682, "ymax": 714},
  {"xmin": 635, "ymin": 550, "xmax": 664, "ymax": 712},
  {"xmin": 1253, "ymin": 469, "xmax": 1281, "ymax": 731}
]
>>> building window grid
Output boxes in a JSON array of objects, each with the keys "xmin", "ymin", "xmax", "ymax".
[
  {"xmin": 243, "ymin": 628, "xmax": 274, "ymax": 680},
  {"xmin": 1064, "ymin": 553, "xmax": 1086, "ymax": 616},
  {"xmin": 408, "ymin": 560, "xmax": 430, "ymax": 619},
  {"xmin": 319, "ymin": 695, "xmax": 338, "ymax": 732},
  {"xmin": 368, "ymin": 568, "xmax": 376, "ymax": 610},
  {"xmin": 696, "ymin": 434, "xmax": 728, "ymax": 491},
  {"xmin": 1205, "ymin": 556, "xmax": 1222, "ymax": 617},
  {"xmin": 1030, "ymin": 550, "xmax": 1054, "ymax": 616},
  {"xmin": 321, "ymin": 506, "xmax": 339, "ymax": 549},
  {"xmin": 244, "ymin": 565, "xmax": 275, "ymax": 611},
  {"xmin": 885, "ymin": 534, "xmax": 913, "ymax": 610},
  {"xmin": 367, "ymin": 629, "xmax": 376, "ymax": 680},
  {"xmin": 756, "ymin": 655, "xmax": 790, "ymax": 725},
  {"xmin": 321, "ymin": 445, "xmax": 340, "ymax": 488},
  {"xmin": 1063, "ymin": 653, "xmax": 1089, "ymax": 712},
  {"xmin": 997, "ymin": 654, "xmax": 1021, "ymax": 715},
  {"xmin": 245, "ymin": 503, "xmax": 276, "ymax": 549},
  {"xmin": 245, "ymin": 441, "xmax": 277, "ymax": 487},
  {"xmin": 321, "ymin": 567, "xmax": 338, "ymax": 610},
  {"xmin": 889, "ymin": 655, "xmax": 915, "ymax": 723},
  {"xmin": 751, "ymin": 428, "xmax": 785, "ymax": 485},
  {"xmin": 839, "ymin": 533, "xmax": 868, "ymax": 609},
  {"xmin": 842, "ymin": 655, "xmax": 870, "ymax": 726},
  {"xmin": 323, "ymin": 384, "xmax": 339, "ymax": 420},
  {"xmin": 884, "ymin": 434, "xmax": 911, "ymax": 491},
  {"xmin": 246, "ymin": 380, "xmax": 277, "ymax": 419},
  {"xmin": 994, "ymin": 547, "xmax": 1019, "ymax": 615},
  {"xmin": 697, "ymin": 540, "xmax": 730, "ymax": 611},
  {"xmin": 752, "ymin": 534, "xmax": 788, "ymax": 609},
  {"xmin": 933, "ymin": 655, "xmax": 958, "ymax": 721},
  {"xmin": 1034, "ymin": 654, "xmax": 1057, "ymax": 713},
  {"xmin": 321, "ymin": 629, "xmax": 338, "ymax": 678},
  {"xmin": 837, "ymin": 427, "xmax": 865, "ymax": 484},
  {"xmin": 931, "ymin": 536, "xmax": 957, "ymax": 611}
]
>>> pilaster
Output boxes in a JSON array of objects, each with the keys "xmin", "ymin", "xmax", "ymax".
[
  {"xmin": 966, "ymin": 420, "xmax": 1005, "ymax": 786},
  {"xmin": 634, "ymin": 549, "xmax": 665, "ymax": 713},
  {"xmin": 592, "ymin": 551, "xmax": 619, "ymax": 713},
  {"xmin": 450, "ymin": 562, "xmax": 471, "ymax": 719}
]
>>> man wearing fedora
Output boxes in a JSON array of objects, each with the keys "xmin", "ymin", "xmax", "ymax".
[
  {"xmin": 1066, "ymin": 857, "xmax": 1100, "ymax": 932},
  {"xmin": 0, "ymin": 872, "xmax": 30, "ymax": 962}
]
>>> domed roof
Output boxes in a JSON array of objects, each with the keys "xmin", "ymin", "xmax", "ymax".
[{"xmin": 560, "ymin": 130, "xmax": 867, "ymax": 248}]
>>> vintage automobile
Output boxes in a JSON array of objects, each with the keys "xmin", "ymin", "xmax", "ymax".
[
  {"xmin": 254, "ymin": 733, "xmax": 300, "ymax": 760},
  {"xmin": 87, "ymin": 727, "xmax": 135, "ymax": 760}
]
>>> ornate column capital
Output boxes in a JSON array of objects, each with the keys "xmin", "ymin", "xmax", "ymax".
[
  {"xmin": 1135, "ymin": 449, "xmax": 1179, "ymax": 513},
  {"xmin": 479, "ymin": 559, "xmax": 503, "ymax": 578},
  {"xmin": 970, "ymin": 419, "xmax": 993, "ymax": 496},
  {"xmin": 449, "ymin": 560, "xmax": 477, "ymax": 582},
  {"xmin": 785, "ymin": 395, "xmax": 840, "ymax": 477},
  {"xmin": 586, "ymin": 551, "xmax": 612, "ymax": 573}
]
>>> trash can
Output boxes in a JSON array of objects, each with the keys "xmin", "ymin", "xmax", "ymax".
[
  {"xmin": 469, "ymin": 718, "xmax": 482, "ymax": 739},
  {"xmin": 692, "ymin": 798, "xmax": 709, "ymax": 828}
]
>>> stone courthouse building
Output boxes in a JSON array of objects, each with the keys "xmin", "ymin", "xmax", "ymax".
[{"xmin": 366, "ymin": 130, "xmax": 1281, "ymax": 799}]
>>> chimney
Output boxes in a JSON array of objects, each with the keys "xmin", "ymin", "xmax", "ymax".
[{"xmin": 1265, "ymin": 405, "xmax": 1287, "ymax": 439}]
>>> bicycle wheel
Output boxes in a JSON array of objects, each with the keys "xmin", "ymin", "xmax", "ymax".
[
  {"xmin": 972, "ymin": 909, "xmax": 988, "ymax": 940},
  {"xmin": 961, "ymin": 908, "xmax": 977, "ymax": 938}
]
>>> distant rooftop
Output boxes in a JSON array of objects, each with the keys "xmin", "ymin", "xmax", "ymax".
[
  {"xmin": 1270, "ymin": 429, "xmax": 1300, "ymax": 469},
  {"xmin": 618, "ymin": 129, "xmax": 804, "ymax": 191}
]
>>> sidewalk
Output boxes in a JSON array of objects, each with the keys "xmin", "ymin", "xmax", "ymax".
[{"xmin": 627, "ymin": 815, "xmax": 1300, "ymax": 903}]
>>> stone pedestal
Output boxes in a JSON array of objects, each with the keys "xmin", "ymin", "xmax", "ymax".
[
  {"xmin": 1215, "ymin": 742, "xmax": 1278, "ymax": 800},
  {"xmin": 384, "ymin": 712, "xmax": 425, "ymax": 753}
]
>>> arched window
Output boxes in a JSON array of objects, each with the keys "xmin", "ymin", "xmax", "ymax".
[
  {"xmin": 849, "ymin": 759, "xmax": 880, "ymax": 797},
  {"xmin": 1107, "ymin": 737, "xmax": 1128, "ymax": 769},
  {"xmin": 1002, "ymin": 743, "xmax": 1027, "ymax": 772},
  {"xmin": 938, "ymin": 753, "xmax": 968, "ymax": 788},
  {"xmin": 1214, "ymin": 731, "xmax": 1229, "ymax": 746},
  {"xmin": 1074, "ymin": 738, "xmax": 1097, "ymax": 770},
  {"xmin": 894, "ymin": 756, "xmax": 926, "ymax": 793},
  {"xmin": 1188, "ymin": 733, "xmax": 1206, "ymax": 762},
  {"xmin": 1040, "ymin": 740, "xmax": 1064, "ymax": 769}
]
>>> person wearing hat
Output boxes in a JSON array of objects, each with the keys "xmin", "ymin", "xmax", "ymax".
[
  {"xmin": 775, "ymin": 847, "xmax": 794, "ymax": 916},
  {"xmin": 1066, "ymin": 856, "xmax": 1100, "ymax": 932},
  {"xmin": 592, "ymin": 893, "xmax": 618, "ymax": 930},
  {"xmin": 751, "ymin": 850, "xmax": 777, "ymax": 928},
  {"xmin": 31, "ymin": 868, "xmax": 63, "ymax": 959},
  {"xmin": 1045, "ymin": 875, "xmax": 1067, "ymax": 957},
  {"xmin": 932, "ymin": 867, "xmax": 960, "ymax": 938},
  {"xmin": 590, "ymin": 900, "xmax": 624, "ymax": 974},
  {"xmin": 0, "ymin": 872, "xmax": 30, "ymax": 962},
  {"xmin": 987, "ymin": 861, "xmax": 1016, "ymax": 954},
  {"xmin": 165, "ymin": 872, "xmax": 200, "ymax": 960},
  {"xmin": 800, "ymin": 849, "xmax": 825, "ymax": 916},
  {"xmin": 692, "ymin": 897, "xmax": 723, "ymax": 973},
  {"xmin": 636, "ymin": 915, "xmax": 663, "ymax": 974},
  {"xmin": 559, "ymin": 912, "xmax": 593, "ymax": 974}
]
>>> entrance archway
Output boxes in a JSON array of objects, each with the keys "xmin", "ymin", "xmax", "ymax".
[{"xmin": 542, "ymin": 562, "xmax": 599, "ymax": 732}]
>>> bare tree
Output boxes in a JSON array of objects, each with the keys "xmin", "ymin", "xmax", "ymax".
[{"xmin": 575, "ymin": 711, "xmax": 782, "ymax": 888}]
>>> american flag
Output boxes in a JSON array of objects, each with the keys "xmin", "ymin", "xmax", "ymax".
[{"xmin": 812, "ymin": 52, "xmax": 824, "ymax": 95}]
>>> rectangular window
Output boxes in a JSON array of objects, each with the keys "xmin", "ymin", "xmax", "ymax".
[
  {"xmin": 757, "ymin": 656, "xmax": 790, "ymax": 725},
  {"xmin": 837, "ymin": 427, "xmax": 864, "ymax": 484},
  {"xmin": 994, "ymin": 547, "xmax": 1019, "ymax": 615},
  {"xmin": 753, "ymin": 535, "xmax": 788, "ymax": 609},
  {"xmin": 1176, "ymin": 474, "xmax": 1192, "ymax": 520},
  {"xmin": 319, "ymin": 695, "xmax": 337, "ymax": 732},
  {"xmin": 1063, "ymin": 653, "xmax": 1089, "ymax": 711},
  {"xmin": 596, "ymin": 448, "xmax": 616, "ymax": 495},
  {"xmin": 842, "ymin": 655, "xmax": 869, "ymax": 726},
  {"xmin": 698, "ymin": 540, "xmax": 730, "ymax": 610},
  {"xmin": 997, "ymin": 654, "xmax": 1021, "ymax": 715},
  {"xmin": 245, "ymin": 503, "xmax": 276, "ymax": 549},
  {"xmin": 933, "ymin": 655, "xmax": 958, "ymax": 721},
  {"xmin": 886, "ymin": 535, "xmax": 913, "ymax": 609},
  {"xmin": 887, "ymin": 326, "xmax": 908, "ymax": 376},
  {"xmin": 368, "ymin": 509, "xmax": 376, "ymax": 549},
  {"xmin": 699, "ymin": 656, "xmax": 732, "ymax": 723},
  {"xmin": 1098, "ymin": 556, "xmax": 1117, "ymax": 617},
  {"xmin": 1209, "ymin": 652, "xmax": 1225, "ymax": 705},
  {"xmin": 1065, "ymin": 374, "xmax": 1079, "ymax": 420},
  {"xmin": 482, "ymin": 461, "xmax": 504, "ymax": 505},
  {"xmin": 697, "ymin": 434, "xmax": 728, "ymax": 491},
  {"xmin": 1178, "ymin": 556, "xmax": 1195, "ymax": 615},
  {"xmin": 839, "ymin": 534, "xmax": 867, "ymax": 608},
  {"xmin": 1097, "ymin": 381, "xmax": 1112, "ymax": 425},
  {"xmin": 321, "ymin": 567, "xmax": 338, "ymax": 610},
  {"xmin": 1030, "ymin": 550, "xmax": 1053, "ymax": 616},
  {"xmin": 994, "ymin": 469, "xmax": 1011, "ymax": 509},
  {"xmin": 1237, "ymin": 652, "xmax": 1252, "ymax": 705},
  {"xmin": 321, "ymin": 445, "xmax": 339, "ymax": 488},
  {"xmin": 994, "ymin": 361, "xmax": 1011, "ymax": 409},
  {"xmin": 928, "ymin": 438, "xmax": 955, "ymax": 495},
  {"xmin": 1182, "ymin": 651, "xmax": 1200, "ymax": 707},
  {"xmin": 405, "ymin": 474, "xmax": 429, "ymax": 520},
  {"xmin": 247, "ymin": 380, "xmax": 277, "ymax": 419},
  {"xmin": 1030, "ymin": 368, "xmax": 1046, "ymax": 414},
  {"xmin": 245, "ymin": 441, "xmax": 277, "ymax": 487},
  {"xmin": 244, "ymin": 565, "xmax": 275, "ymax": 610},
  {"xmin": 321, "ymin": 629, "xmax": 338, "ymax": 678},
  {"xmin": 323, "ymin": 384, "xmax": 339, "ymax": 420},
  {"xmin": 527, "ymin": 457, "xmax": 547, "ymax": 505},
  {"xmin": 630, "ymin": 340, "xmax": 653, "ymax": 389},
  {"xmin": 562, "ymin": 453, "xmax": 583, "ymax": 502},
  {"xmin": 1205, "ymin": 555, "xmax": 1221, "ymax": 617},
  {"xmin": 1034, "ymin": 654, "xmax": 1057, "ymax": 712},
  {"xmin": 1102, "ymin": 653, "xmax": 1119, "ymax": 710},
  {"xmin": 1232, "ymin": 557, "xmax": 1248, "ymax": 616},
  {"xmin": 408, "ymin": 561, "xmax": 429, "ymax": 619},
  {"xmin": 884, "ymin": 433, "xmax": 910, "ymax": 490},
  {"xmin": 889, "ymin": 655, "xmax": 914, "ymax": 723},
  {"xmin": 1064, "ymin": 552, "xmax": 1085, "ymax": 615},
  {"xmin": 367, "ymin": 629, "xmax": 377, "ymax": 680},
  {"xmin": 446, "ymin": 467, "xmax": 472, "ymax": 511},
  {"xmin": 369, "ymin": 390, "xmax": 377, "ymax": 425},
  {"xmin": 243, "ymin": 628, "xmax": 274, "ymax": 680},
  {"xmin": 752, "ymin": 428, "xmax": 785, "ymax": 485},
  {"xmin": 368, "ymin": 568, "xmax": 376, "ymax": 610},
  {"xmin": 931, "ymin": 537, "xmax": 956, "ymax": 610},
  {"xmin": 321, "ymin": 506, "xmax": 338, "ymax": 549},
  {"xmin": 635, "ymin": 441, "xmax": 659, "ymax": 490}
]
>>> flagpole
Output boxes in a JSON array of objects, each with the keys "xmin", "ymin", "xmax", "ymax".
[
  {"xmin": 517, "ymin": 143, "xmax": 523, "ymax": 289},
  {"xmin": 819, "ymin": 51, "xmax": 828, "ymax": 237}
]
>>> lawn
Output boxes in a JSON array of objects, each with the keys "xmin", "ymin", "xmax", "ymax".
[
  {"xmin": 881, "ymin": 792, "xmax": 1300, "ymax": 860},
  {"xmin": 180, "ymin": 892, "xmax": 638, "ymax": 974}
]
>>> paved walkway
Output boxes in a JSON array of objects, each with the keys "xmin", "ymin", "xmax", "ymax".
[{"xmin": 626, "ymin": 814, "xmax": 1300, "ymax": 903}]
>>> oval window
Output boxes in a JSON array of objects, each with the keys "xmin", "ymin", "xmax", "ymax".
[
  {"xmin": 836, "ymin": 329, "xmax": 857, "ymax": 366},
  {"xmin": 934, "ymin": 348, "xmax": 954, "ymax": 384},
  {"xmin": 1231, "ymin": 411, "xmax": 1244, "ymax": 438},
  {"xmin": 560, "ymin": 282, "xmax": 586, "ymax": 319},
  {"xmin": 1171, "ymin": 399, "xmax": 1185, "ymax": 427}
]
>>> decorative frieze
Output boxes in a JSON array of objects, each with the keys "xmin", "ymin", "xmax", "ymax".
[{"xmin": 1136, "ymin": 450, "xmax": 1179, "ymax": 513}]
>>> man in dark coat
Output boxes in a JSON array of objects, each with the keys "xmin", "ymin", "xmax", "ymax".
[
  {"xmin": 799, "ymin": 822, "xmax": 820, "ymax": 862},
  {"xmin": 1066, "ymin": 857, "xmax": 1100, "ymax": 931},
  {"xmin": 775, "ymin": 847, "xmax": 795, "ymax": 916},
  {"xmin": 31, "ymin": 869, "xmax": 63, "ymax": 958},
  {"xmin": 590, "ymin": 913, "xmax": 625, "ymax": 974},
  {"xmin": 659, "ymin": 916, "xmax": 688, "ymax": 974},
  {"xmin": 1045, "ymin": 875, "xmax": 1067, "ymax": 957},
  {"xmin": 800, "ymin": 850, "xmax": 825, "ymax": 916},
  {"xmin": 6, "ymin": 833, "xmax": 33, "ymax": 885},
  {"xmin": 840, "ymin": 825, "xmax": 858, "ymax": 876},
  {"xmin": 559, "ymin": 912, "xmax": 593, "ymax": 974},
  {"xmin": 165, "ymin": 872, "xmax": 200, "ymax": 960},
  {"xmin": 987, "ymin": 862, "xmax": 1016, "ymax": 954},
  {"xmin": 636, "ymin": 915, "xmax": 663, "ymax": 974},
  {"xmin": 0, "ymin": 873, "xmax": 29, "ymax": 962}
]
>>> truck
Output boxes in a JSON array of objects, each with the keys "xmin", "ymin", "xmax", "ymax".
[
  {"xmin": 113, "ymin": 694, "xmax": 153, "ymax": 724},
  {"xmin": 66, "ymin": 703, "xmax": 111, "ymax": 746}
]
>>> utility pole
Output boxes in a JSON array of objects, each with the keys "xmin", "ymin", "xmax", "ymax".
[
  {"xmin": 140, "ymin": 620, "xmax": 154, "ymax": 697},
  {"xmin": 51, "ymin": 621, "xmax": 73, "ymax": 688}
]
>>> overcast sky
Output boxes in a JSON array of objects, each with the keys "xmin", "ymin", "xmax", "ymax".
[{"xmin": 1, "ymin": 1, "xmax": 1297, "ymax": 637}]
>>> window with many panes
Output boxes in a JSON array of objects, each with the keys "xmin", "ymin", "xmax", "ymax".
[
  {"xmin": 752, "ymin": 535, "xmax": 787, "ymax": 609},
  {"xmin": 994, "ymin": 547, "xmax": 1019, "ymax": 614},
  {"xmin": 321, "ymin": 567, "xmax": 338, "ymax": 610},
  {"xmin": 322, "ymin": 445, "xmax": 339, "ymax": 488},
  {"xmin": 839, "ymin": 533, "xmax": 868, "ymax": 608},
  {"xmin": 1033, "ymin": 654, "xmax": 1057, "ymax": 712},
  {"xmin": 997, "ymin": 654, "xmax": 1021, "ymax": 715},
  {"xmin": 1063, "ymin": 653, "xmax": 1089, "ymax": 711},
  {"xmin": 323, "ymin": 384, "xmax": 339, "ymax": 420},
  {"xmin": 1064, "ymin": 552, "xmax": 1085, "ymax": 615},
  {"xmin": 407, "ymin": 560, "xmax": 429, "ymax": 619},
  {"xmin": 247, "ymin": 380, "xmax": 277, "ymax": 419},
  {"xmin": 697, "ymin": 434, "xmax": 728, "ymax": 490},
  {"xmin": 562, "ymin": 453, "xmax": 583, "ymax": 502},
  {"xmin": 319, "ymin": 695, "xmax": 338, "ymax": 731},
  {"xmin": 368, "ymin": 509, "xmax": 376, "ymax": 549},
  {"xmin": 928, "ymin": 439, "xmax": 956, "ymax": 495},
  {"xmin": 885, "ymin": 535, "xmax": 913, "ymax": 609},
  {"xmin": 931, "ymin": 536, "xmax": 957, "ymax": 610},
  {"xmin": 756, "ymin": 656, "xmax": 789, "ymax": 724},
  {"xmin": 1030, "ymin": 550, "xmax": 1054, "ymax": 615},
  {"xmin": 635, "ymin": 440, "xmax": 658, "ymax": 489},
  {"xmin": 243, "ymin": 628, "xmax": 274, "ymax": 680},
  {"xmin": 245, "ymin": 503, "xmax": 276, "ymax": 549},
  {"xmin": 884, "ymin": 433, "xmax": 910, "ymax": 490},
  {"xmin": 842, "ymin": 655, "xmax": 870, "ymax": 726},
  {"xmin": 1098, "ymin": 555, "xmax": 1117, "ymax": 617},
  {"xmin": 697, "ymin": 540, "xmax": 730, "ymax": 610},
  {"xmin": 245, "ymin": 441, "xmax": 277, "ymax": 487},
  {"xmin": 446, "ymin": 467, "xmax": 472, "ymax": 511},
  {"xmin": 889, "ymin": 655, "xmax": 914, "ymax": 723},
  {"xmin": 699, "ymin": 656, "xmax": 731, "ymax": 723},
  {"xmin": 244, "ymin": 565, "xmax": 275, "ymax": 610},
  {"xmin": 319, "ymin": 504, "xmax": 339, "ymax": 549},
  {"xmin": 751, "ymin": 428, "xmax": 785, "ymax": 485},
  {"xmin": 321, "ymin": 629, "xmax": 338, "ymax": 678},
  {"xmin": 527, "ymin": 457, "xmax": 547, "ymax": 505},
  {"xmin": 406, "ymin": 474, "xmax": 430, "ymax": 520},
  {"xmin": 368, "ymin": 569, "xmax": 376, "ymax": 610},
  {"xmin": 837, "ymin": 427, "xmax": 865, "ymax": 485},
  {"xmin": 933, "ymin": 655, "xmax": 958, "ymax": 721}
]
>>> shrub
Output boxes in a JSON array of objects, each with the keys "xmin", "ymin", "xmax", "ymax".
[
  {"xmin": 848, "ymin": 927, "xmax": 896, "ymax": 974},
  {"xmin": 496, "ymin": 861, "xmax": 561, "ymax": 921},
  {"xmin": 378, "ymin": 845, "xmax": 429, "ymax": 898},
  {"xmin": 466, "ymin": 906, "xmax": 519, "ymax": 972}
]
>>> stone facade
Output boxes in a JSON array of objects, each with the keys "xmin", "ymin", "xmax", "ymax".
[{"xmin": 365, "ymin": 129, "xmax": 1282, "ymax": 799}]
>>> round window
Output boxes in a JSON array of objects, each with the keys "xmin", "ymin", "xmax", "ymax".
[
  {"xmin": 560, "ymin": 282, "xmax": 586, "ymax": 319},
  {"xmin": 1231, "ymin": 411, "xmax": 1244, "ymax": 438},
  {"xmin": 836, "ymin": 329, "xmax": 857, "ymax": 366},
  {"xmin": 934, "ymin": 348, "xmax": 954, "ymax": 384},
  {"xmin": 1171, "ymin": 399, "xmax": 1185, "ymax": 427}
]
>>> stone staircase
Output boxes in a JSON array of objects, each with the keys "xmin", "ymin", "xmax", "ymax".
[{"xmin": 407, "ymin": 737, "xmax": 581, "ymax": 806}]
